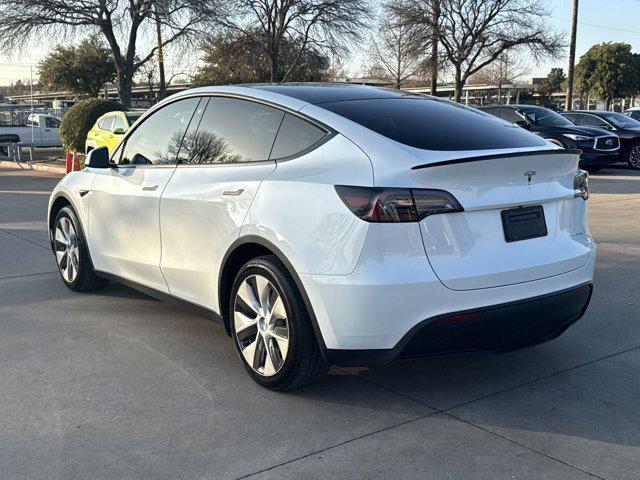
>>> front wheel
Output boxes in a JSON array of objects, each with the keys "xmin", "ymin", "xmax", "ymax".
[
  {"xmin": 626, "ymin": 144, "xmax": 640, "ymax": 169},
  {"xmin": 52, "ymin": 206, "xmax": 109, "ymax": 292},
  {"xmin": 230, "ymin": 255, "xmax": 329, "ymax": 390}
]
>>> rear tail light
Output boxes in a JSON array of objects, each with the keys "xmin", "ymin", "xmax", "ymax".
[
  {"xmin": 335, "ymin": 186, "xmax": 463, "ymax": 223},
  {"xmin": 574, "ymin": 169, "xmax": 589, "ymax": 200}
]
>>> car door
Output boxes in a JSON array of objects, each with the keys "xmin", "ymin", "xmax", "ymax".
[
  {"xmin": 159, "ymin": 96, "xmax": 286, "ymax": 310},
  {"xmin": 87, "ymin": 97, "xmax": 200, "ymax": 291},
  {"xmin": 42, "ymin": 116, "xmax": 61, "ymax": 146}
]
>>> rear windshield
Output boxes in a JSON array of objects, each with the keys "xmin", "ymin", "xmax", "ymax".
[{"xmin": 319, "ymin": 97, "xmax": 546, "ymax": 151}]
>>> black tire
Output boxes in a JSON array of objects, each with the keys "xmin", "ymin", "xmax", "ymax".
[
  {"xmin": 52, "ymin": 206, "xmax": 109, "ymax": 292},
  {"xmin": 626, "ymin": 143, "xmax": 640, "ymax": 170},
  {"xmin": 229, "ymin": 255, "xmax": 329, "ymax": 390}
]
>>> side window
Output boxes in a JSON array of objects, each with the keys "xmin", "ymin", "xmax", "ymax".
[
  {"xmin": 45, "ymin": 117, "xmax": 60, "ymax": 128},
  {"xmin": 581, "ymin": 114, "xmax": 608, "ymax": 128},
  {"xmin": 99, "ymin": 116, "xmax": 114, "ymax": 131},
  {"xmin": 27, "ymin": 117, "xmax": 39, "ymax": 127},
  {"xmin": 482, "ymin": 107, "xmax": 500, "ymax": 117},
  {"xmin": 500, "ymin": 108, "xmax": 524, "ymax": 124},
  {"xmin": 121, "ymin": 98, "xmax": 199, "ymax": 165},
  {"xmin": 112, "ymin": 115, "xmax": 127, "ymax": 133},
  {"xmin": 562, "ymin": 113, "xmax": 579, "ymax": 125},
  {"xmin": 179, "ymin": 97, "xmax": 284, "ymax": 164},
  {"xmin": 270, "ymin": 114, "xmax": 327, "ymax": 159},
  {"xmin": 631, "ymin": 111, "xmax": 640, "ymax": 121}
]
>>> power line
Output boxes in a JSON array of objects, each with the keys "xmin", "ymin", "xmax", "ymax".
[{"xmin": 550, "ymin": 15, "xmax": 640, "ymax": 35}]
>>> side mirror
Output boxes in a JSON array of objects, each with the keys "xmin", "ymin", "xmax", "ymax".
[
  {"xmin": 113, "ymin": 128, "xmax": 126, "ymax": 135},
  {"xmin": 515, "ymin": 120, "xmax": 531, "ymax": 130},
  {"xmin": 85, "ymin": 146, "xmax": 111, "ymax": 169}
]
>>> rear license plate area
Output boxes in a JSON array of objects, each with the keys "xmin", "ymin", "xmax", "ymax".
[{"xmin": 501, "ymin": 205, "xmax": 547, "ymax": 242}]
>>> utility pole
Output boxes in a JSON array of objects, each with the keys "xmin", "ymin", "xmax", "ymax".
[{"xmin": 565, "ymin": 0, "xmax": 579, "ymax": 111}]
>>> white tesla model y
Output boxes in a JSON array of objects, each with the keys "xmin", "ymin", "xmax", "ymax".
[{"xmin": 48, "ymin": 84, "xmax": 594, "ymax": 390}]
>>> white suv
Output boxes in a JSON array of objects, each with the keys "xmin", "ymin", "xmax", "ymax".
[{"xmin": 48, "ymin": 84, "xmax": 595, "ymax": 390}]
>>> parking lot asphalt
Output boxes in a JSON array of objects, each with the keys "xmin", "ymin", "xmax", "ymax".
[{"xmin": 0, "ymin": 166, "xmax": 639, "ymax": 480}]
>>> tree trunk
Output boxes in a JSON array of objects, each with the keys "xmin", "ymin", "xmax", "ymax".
[
  {"xmin": 154, "ymin": 5, "xmax": 166, "ymax": 101},
  {"xmin": 117, "ymin": 68, "xmax": 133, "ymax": 109},
  {"xmin": 429, "ymin": 0, "xmax": 440, "ymax": 96},
  {"xmin": 270, "ymin": 44, "xmax": 280, "ymax": 82},
  {"xmin": 605, "ymin": 97, "xmax": 611, "ymax": 111},
  {"xmin": 453, "ymin": 66, "xmax": 462, "ymax": 103}
]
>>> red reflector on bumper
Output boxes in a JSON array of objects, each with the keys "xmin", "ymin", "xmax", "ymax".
[{"xmin": 433, "ymin": 311, "xmax": 484, "ymax": 325}]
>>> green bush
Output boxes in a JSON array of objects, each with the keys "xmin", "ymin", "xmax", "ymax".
[{"xmin": 59, "ymin": 98, "xmax": 124, "ymax": 151}]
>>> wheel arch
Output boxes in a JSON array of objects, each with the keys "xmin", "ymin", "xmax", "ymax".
[
  {"xmin": 48, "ymin": 193, "xmax": 97, "ymax": 270},
  {"xmin": 218, "ymin": 235, "xmax": 326, "ymax": 349}
]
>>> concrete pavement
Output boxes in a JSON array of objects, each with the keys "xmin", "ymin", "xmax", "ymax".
[{"xmin": 0, "ymin": 166, "xmax": 639, "ymax": 479}]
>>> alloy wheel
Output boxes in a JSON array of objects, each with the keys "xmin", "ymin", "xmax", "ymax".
[
  {"xmin": 233, "ymin": 274, "xmax": 290, "ymax": 377},
  {"xmin": 629, "ymin": 146, "xmax": 640, "ymax": 169},
  {"xmin": 54, "ymin": 217, "xmax": 79, "ymax": 283}
]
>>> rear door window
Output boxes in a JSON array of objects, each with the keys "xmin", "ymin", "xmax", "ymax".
[
  {"xmin": 99, "ymin": 116, "xmax": 114, "ymax": 131},
  {"xmin": 270, "ymin": 114, "xmax": 327, "ymax": 159},
  {"xmin": 580, "ymin": 114, "xmax": 608, "ymax": 128},
  {"xmin": 179, "ymin": 97, "xmax": 284, "ymax": 164},
  {"xmin": 319, "ymin": 97, "xmax": 546, "ymax": 151}
]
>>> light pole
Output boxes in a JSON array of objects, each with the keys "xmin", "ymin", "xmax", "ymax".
[{"xmin": 565, "ymin": 0, "xmax": 579, "ymax": 111}]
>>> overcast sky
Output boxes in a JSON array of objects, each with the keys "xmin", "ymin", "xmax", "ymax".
[{"xmin": 1, "ymin": 0, "xmax": 639, "ymax": 86}]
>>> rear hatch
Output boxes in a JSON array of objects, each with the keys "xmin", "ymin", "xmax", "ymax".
[{"xmin": 411, "ymin": 150, "xmax": 591, "ymax": 290}]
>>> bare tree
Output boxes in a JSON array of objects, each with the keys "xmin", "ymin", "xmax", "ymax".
[
  {"xmin": 468, "ymin": 51, "xmax": 528, "ymax": 103},
  {"xmin": 0, "ymin": 0, "xmax": 208, "ymax": 108},
  {"xmin": 400, "ymin": 0, "xmax": 562, "ymax": 103},
  {"xmin": 391, "ymin": 0, "xmax": 440, "ymax": 94},
  {"xmin": 369, "ymin": 2, "xmax": 424, "ymax": 90},
  {"xmin": 215, "ymin": 0, "xmax": 371, "ymax": 82}
]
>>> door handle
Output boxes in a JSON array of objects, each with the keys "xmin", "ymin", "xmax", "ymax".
[
  {"xmin": 223, "ymin": 188, "xmax": 244, "ymax": 196},
  {"xmin": 142, "ymin": 185, "xmax": 159, "ymax": 191}
]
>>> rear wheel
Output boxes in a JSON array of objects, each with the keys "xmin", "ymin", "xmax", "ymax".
[
  {"xmin": 52, "ymin": 206, "xmax": 109, "ymax": 292},
  {"xmin": 230, "ymin": 255, "xmax": 329, "ymax": 390},
  {"xmin": 627, "ymin": 144, "xmax": 640, "ymax": 169}
]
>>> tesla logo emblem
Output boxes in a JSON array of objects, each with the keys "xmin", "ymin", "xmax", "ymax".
[{"xmin": 524, "ymin": 170, "xmax": 536, "ymax": 188}]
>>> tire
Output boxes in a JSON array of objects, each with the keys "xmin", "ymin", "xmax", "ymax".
[
  {"xmin": 230, "ymin": 255, "xmax": 329, "ymax": 390},
  {"xmin": 52, "ymin": 206, "xmax": 109, "ymax": 292},
  {"xmin": 626, "ymin": 143, "xmax": 640, "ymax": 170}
]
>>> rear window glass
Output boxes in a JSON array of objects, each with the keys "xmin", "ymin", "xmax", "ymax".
[{"xmin": 319, "ymin": 97, "xmax": 546, "ymax": 151}]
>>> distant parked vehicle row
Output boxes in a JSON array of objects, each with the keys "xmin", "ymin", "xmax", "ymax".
[
  {"xmin": 561, "ymin": 110, "xmax": 640, "ymax": 170},
  {"xmin": 0, "ymin": 113, "xmax": 62, "ymax": 155},
  {"xmin": 480, "ymin": 105, "xmax": 620, "ymax": 171},
  {"xmin": 85, "ymin": 110, "xmax": 144, "ymax": 154}
]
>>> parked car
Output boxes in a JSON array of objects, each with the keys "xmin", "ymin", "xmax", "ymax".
[
  {"xmin": 0, "ymin": 113, "xmax": 62, "ymax": 155},
  {"xmin": 48, "ymin": 84, "xmax": 594, "ymax": 390},
  {"xmin": 561, "ymin": 110, "xmax": 640, "ymax": 169},
  {"xmin": 85, "ymin": 110, "xmax": 143, "ymax": 153},
  {"xmin": 623, "ymin": 106, "xmax": 640, "ymax": 121},
  {"xmin": 480, "ymin": 105, "xmax": 619, "ymax": 171}
]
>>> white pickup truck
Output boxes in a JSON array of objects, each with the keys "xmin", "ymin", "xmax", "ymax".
[{"xmin": 0, "ymin": 114, "xmax": 63, "ymax": 154}]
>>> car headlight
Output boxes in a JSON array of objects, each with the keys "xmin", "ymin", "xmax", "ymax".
[
  {"xmin": 574, "ymin": 169, "xmax": 589, "ymax": 200},
  {"xmin": 563, "ymin": 134, "xmax": 591, "ymax": 141}
]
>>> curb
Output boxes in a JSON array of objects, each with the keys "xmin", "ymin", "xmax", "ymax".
[{"xmin": 0, "ymin": 160, "xmax": 66, "ymax": 175}]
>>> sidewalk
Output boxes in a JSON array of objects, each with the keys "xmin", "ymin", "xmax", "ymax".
[{"xmin": 0, "ymin": 159, "xmax": 66, "ymax": 174}]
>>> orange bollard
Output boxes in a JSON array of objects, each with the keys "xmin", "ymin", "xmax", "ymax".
[
  {"xmin": 65, "ymin": 149, "xmax": 72, "ymax": 173},
  {"xmin": 73, "ymin": 149, "xmax": 81, "ymax": 171}
]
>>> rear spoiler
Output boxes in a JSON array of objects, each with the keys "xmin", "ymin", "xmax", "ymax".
[{"xmin": 411, "ymin": 149, "xmax": 582, "ymax": 170}]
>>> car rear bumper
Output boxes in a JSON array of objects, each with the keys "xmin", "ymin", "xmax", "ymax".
[{"xmin": 322, "ymin": 283, "xmax": 592, "ymax": 366}]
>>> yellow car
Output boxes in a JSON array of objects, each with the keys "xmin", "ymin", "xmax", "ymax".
[{"xmin": 85, "ymin": 111, "xmax": 143, "ymax": 154}]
